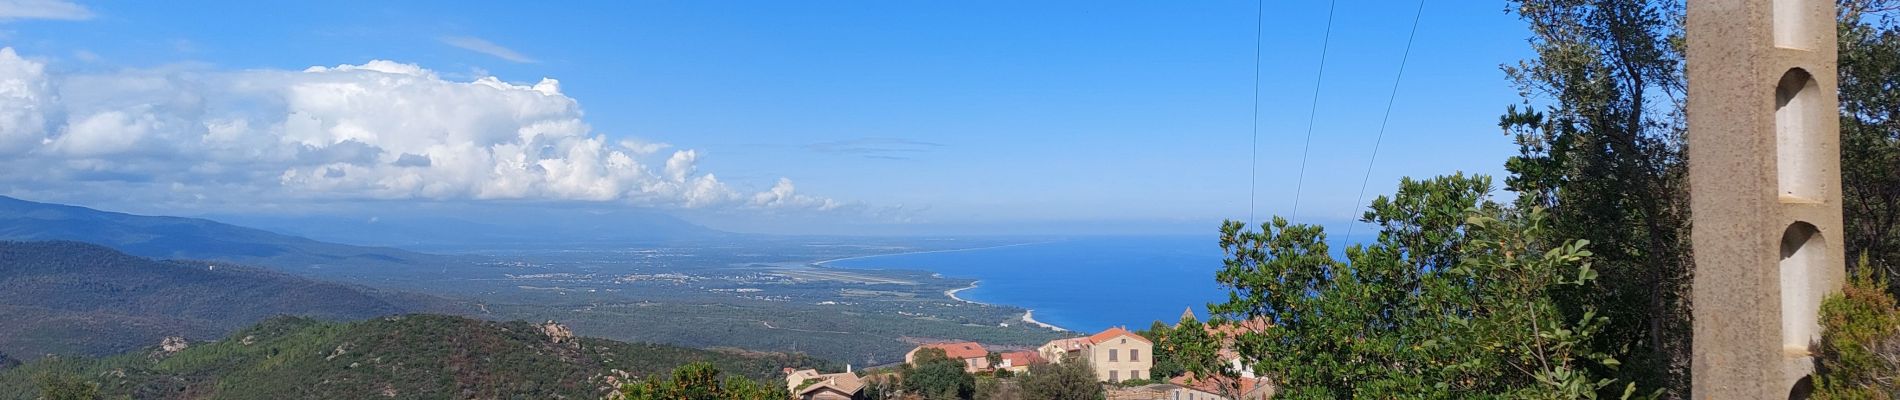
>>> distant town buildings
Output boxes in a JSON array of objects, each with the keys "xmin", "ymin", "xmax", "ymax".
[
  {"xmin": 1037, "ymin": 327, "xmax": 1153, "ymax": 383},
  {"xmin": 784, "ymin": 367, "xmax": 864, "ymax": 400}
]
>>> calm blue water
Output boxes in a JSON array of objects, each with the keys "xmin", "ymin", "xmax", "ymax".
[{"xmin": 827, "ymin": 235, "xmax": 1230, "ymax": 333}]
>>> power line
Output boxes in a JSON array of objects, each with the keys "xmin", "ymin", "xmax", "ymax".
[
  {"xmin": 1288, "ymin": 0, "xmax": 1339, "ymax": 223},
  {"xmin": 1247, "ymin": 0, "xmax": 1264, "ymax": 225},
  {"xmin": 1344, "ymin": 0, "xmax": 1429, "ymax": 244}
]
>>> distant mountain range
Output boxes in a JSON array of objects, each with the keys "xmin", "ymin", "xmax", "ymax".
[
  {"xmin": 0, "ymin": 314, "xmax": 831, "ymax": 399},
  {"xmin": 210, "ymin": 204, "xmax": 730, "ymax": 252},
  {"xmin": 0, "ymin": 196, "xmax": 441, "ymax": 272},
  {"xmin": 0, "ymin": 241, "xmax": 463, "ymax": 359}
]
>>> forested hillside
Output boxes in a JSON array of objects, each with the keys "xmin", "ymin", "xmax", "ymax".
[
  {"xmin": 0, "ymin": 315, "xmax": 831, "ymax": 399},
  {"xmin": 0, "ymin": 241, "xmax": 461, "ymax": 359}
]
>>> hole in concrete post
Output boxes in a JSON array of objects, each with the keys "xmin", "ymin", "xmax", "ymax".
[
  {"xmin": 1789, "ymin": 375, "xmax": 1815, "ymax": 400},
  {"xmin": 1780, "ymin": 222, "xmax": 1828, "ymax": 354},
  {"xmin": 1776, "ymin": 68, "xmax": 1823, "ymax": 202},
  {"xmin": 1774, "ymin": 0, "xmax": 1816, "ymax": 50}
]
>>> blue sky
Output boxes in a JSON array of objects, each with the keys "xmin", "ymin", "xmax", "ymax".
[{"xmin": 0, "ymin": 1, "xmax": 1532, "ymax": 235}]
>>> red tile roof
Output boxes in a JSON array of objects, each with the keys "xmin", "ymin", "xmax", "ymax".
[
  {"xmin": 920, "ymin": 341, "xmax": 989, "ymax": 360},
  {"xmin": 998, "ymin": 351, "xmax": 1043, "ymax": 367},
  {"xmin": 1086, "ymin": 327, "xmax": 1151, "ymax": 345},
  {"xmin": 1170, "ymin": 373, "xmax": 1270, "ymax": 398}
]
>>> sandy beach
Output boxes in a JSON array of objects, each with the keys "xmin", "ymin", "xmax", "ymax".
[
  {"xmin": 944, "ymin": 282, "xmax": 988, "ymax": 305},
  {"xmin": 1020, "ymin": 310, "xmax": 1068, "ymax": 332}
]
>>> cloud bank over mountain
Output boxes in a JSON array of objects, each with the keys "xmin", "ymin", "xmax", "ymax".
[{"xmin": 0, "ymin": 47, "xmax": 848, "ymax": 213}]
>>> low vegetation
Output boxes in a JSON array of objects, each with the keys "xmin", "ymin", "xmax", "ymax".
[
  {"xmin": 1812, "ymin": 261, "xmax": 1900, "ymax": 399},
  {"xmin": 0, "ymin": 314, "xmax": 828, "ymax": 399},
  {"xmin": 615, "ymin": 362, "xmax": 788, "ymax": 400}
]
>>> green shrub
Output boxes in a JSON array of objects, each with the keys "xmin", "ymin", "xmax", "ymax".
[{"xmin": 1813, "ymin": 260, "xmax": 1900, "ymax": 399}]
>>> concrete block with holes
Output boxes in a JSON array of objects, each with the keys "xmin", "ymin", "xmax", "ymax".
[{"xmin": 1687, "ymin": 0, "xmax": 1844, "ymax": 397}]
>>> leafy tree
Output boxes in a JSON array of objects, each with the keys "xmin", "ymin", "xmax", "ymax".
[
  {"xmin": 1170, "ymin": 317, "xmax": 1223, "ymax": 377},
  {"xmin": 617, "ymin": 362, "xmax": 789, "ymax": 400},
  {"xmin": 1018, "ymin": 354, "xmax": 1103, "ymax": 400},
  {"xmin": 1498, "ymin": 0, "xmax": 1692, "ymax": 396},
  {"xmin": 862, "ymin": 375, "xmax": 898, "ymax": 400},
  {"xmin": 1139, "ymin": 321, "xmax": 1186, "ymax": 380},
  {"xmin": 974, "ymin": 375, "xmax": 1022, "ymax": 400},
  {"xmin": 901, "ymin": 348, "xmax": 974, "ymax": 400},
  {"xmin": 1840, "ymin": 0, "xmax": 1900, "ymax": 292},
  {"xmin": 1210, "ymin": 174, "xmax": 1634, "ymax": 398}
]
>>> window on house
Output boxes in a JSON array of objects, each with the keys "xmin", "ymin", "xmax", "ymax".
[
  {"xmin": 1129, "ymin": 370, "xmax": 1138, "ymax": 380},
  {"xmin": 1110, "ymin": 370, "xmax": 1119, "ymax": 382},
  {"xmin": 1131, "ymin": 349, "xmax": 1140, "ymax": 361},
  {"xmin": 1109, "ymin": 349, "xmax": 1118, "ymax": 361}
]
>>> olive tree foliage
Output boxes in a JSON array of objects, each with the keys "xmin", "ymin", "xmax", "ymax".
[
  {"xmin": 1497, "ymin": 0, "xmax": 1692, "ymax": 396},
  {"xmin": 1210, "ymin": 174, "xmax": 1637, "ymax": 399},
  {"xmin": 1840, "ymin": 0, "xmax": 1900, "ymax": 290},
  {"xmin": 901, "ymin": 348, "xmax": 975, "ymax": 400},
  {"xmin": 1017, "ymin": 354, "xmax": 1104, "ymax": 400}
]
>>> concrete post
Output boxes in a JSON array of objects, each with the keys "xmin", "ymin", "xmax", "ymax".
[{"xmin": 1688, "ymin": 0, "xmax": 1843, "ymax": 398}]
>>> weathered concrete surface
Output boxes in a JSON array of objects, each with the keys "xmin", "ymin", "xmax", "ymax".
[{"xmin": 1688, "ymin": 0, "xmax": 1844, "ymax": 398}]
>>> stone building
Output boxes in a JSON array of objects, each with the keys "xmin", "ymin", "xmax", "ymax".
[{"xmin": 1036, "ymin": 327, "xmax": 1153, "ymax": 383}]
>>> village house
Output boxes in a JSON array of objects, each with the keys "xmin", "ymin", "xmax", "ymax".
[
  {"xmin": 992, "ymin": 350, "xmax": 1043, "ymax": 374},
  {"xmin": 905, "ymin": 341, "xmax": 991, "ymax": 373},
  {"xmin": 1166, "ymin": 373, "xmax": 1274, "ymax": 400},
  {"xmin": 1176, "ymin": 308, "xmax": 1273, "ymax": 381},
  {"xmin": 784, "ymin": 367, "xmax": 864, "ymax": 400},
  {"xmin": 1036, "ymin": 327, "xmax": 1152, "ymax": 383}
]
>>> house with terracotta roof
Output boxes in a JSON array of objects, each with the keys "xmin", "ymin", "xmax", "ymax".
[
  {"xmin": 905, "ymin": 341, "xmax": 991, "ymax": 373},
  {"xmin": 993, "ymin": 350, "xmax": 1044, "ymax": 374},
  {"xmin": 784, "ymin": 367, "xmax": 864, "ymax": 400},
  {"xmin": 1167, "ymin": 373, "xmax": 1274, "ymax": 400},
  {"xmin": 1036, "ymin": 327, "xmax": 1152, "ymax": 383},
  {"xmin": 1177, "ymin": 309, "xmax": 1272, "ymax": 380}
]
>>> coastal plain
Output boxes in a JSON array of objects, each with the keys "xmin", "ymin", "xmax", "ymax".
[{"xmin": 381, "ymin": 237, "xmax": 1073, "ymax": 367}]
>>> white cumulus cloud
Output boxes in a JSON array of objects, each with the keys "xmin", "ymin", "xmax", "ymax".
[{"xmin": 0, "ymin": 47, "xmax": 853, "ymax": 213}]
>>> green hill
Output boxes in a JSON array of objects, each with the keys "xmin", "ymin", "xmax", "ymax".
[
  {"xmin": 0, "ymin": 241, "xmax": 462, "ymax": 359},
  {"xmin": 0, "ymin": 196, "xmax": 446, "ymax": 276},
  {"xmin": 0, "ymin": 314, "xmax": 830, "ymax": 399}
]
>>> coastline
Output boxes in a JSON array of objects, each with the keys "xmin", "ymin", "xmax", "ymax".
[
  {"xmin": 823, "ymin": 240, "xmax": 1083, "ymax": 333},
  {"xmin": 944, "ymin": 281, "xmax": 1069, "ymax": 332},
  {"xmin": 943, "ymin": 282, "xmax": 988, "ymax": 306}
]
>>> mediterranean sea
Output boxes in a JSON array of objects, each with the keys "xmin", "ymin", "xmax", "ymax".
[{"xmin": 825, "ymin": 235, "xmax": 1229, "ymax": 333}]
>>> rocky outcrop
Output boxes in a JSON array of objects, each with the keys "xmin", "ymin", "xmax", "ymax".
[
  {"xmin": 158, "ymin": 336, "xmax": 189, "ymax": 353},
  {"xmin": 541, "ymin": 320, "xmax": 574, "ymax": 345},
  {"xmin": 148, "ymin": 336, "xmax": 189, "ymax": 359}
]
